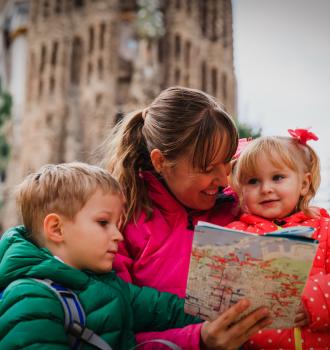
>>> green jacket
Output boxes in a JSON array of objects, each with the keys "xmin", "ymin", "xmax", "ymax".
[{"xmin": 0, "ymin": 226, "xmax": 200, "ymax": 349}]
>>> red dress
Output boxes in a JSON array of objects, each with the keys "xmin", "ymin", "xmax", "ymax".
[{"xmin": 227, "ymin": 210, "xmax": 330, "ymax": 350}]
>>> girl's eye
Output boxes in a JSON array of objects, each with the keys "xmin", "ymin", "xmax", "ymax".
[
  {"xmin": 98, "ymin": 220, "xmax": 109, "ymax": 227},
  {"xmin": 273, "ymin": 174, "xmax": 284, "ymax": 181},
  {"xmin": 247, "ymin": 178, "xmax": 258, "ymax": 185}
]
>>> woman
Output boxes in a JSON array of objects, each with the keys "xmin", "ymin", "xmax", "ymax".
[{"xmin": 102, "ymin": 86, "xmax": 271, "ymax": 349}]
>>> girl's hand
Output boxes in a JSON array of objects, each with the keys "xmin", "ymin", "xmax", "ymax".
[
  {"xmin": 294, "ymin": 303, "xmax": 309, "ymax": 327},
  {"xmin": 200, "ymin": 299, "xmax": 272, "ymax": 350}
]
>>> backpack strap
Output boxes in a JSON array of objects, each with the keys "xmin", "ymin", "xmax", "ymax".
[{"xmin": 33, "ymin": 279, "xmax": 112, "ymax": 350}]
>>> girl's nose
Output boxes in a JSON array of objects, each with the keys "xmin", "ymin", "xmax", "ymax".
[{"xmin": 261, "ymin": 181, "xmax": 273, "ymax": 193}]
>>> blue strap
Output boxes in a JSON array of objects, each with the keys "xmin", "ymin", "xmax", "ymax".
[
  {"xmin": 45, "ymin": 281, "xmax": 182, "ymax": 350},
  {"xmin": 33, "ymin": 279, "xmax": 112, "ymax": 350}
]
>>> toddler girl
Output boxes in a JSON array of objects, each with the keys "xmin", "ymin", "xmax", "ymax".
[{"xmin": 229, "ymin": 129, "xmax": 330, "ymax": 349}]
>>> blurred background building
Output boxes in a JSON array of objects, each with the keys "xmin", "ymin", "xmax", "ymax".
[{"xmin": 0, "ymin": 0, "xmax": 236, "ymax": 230}]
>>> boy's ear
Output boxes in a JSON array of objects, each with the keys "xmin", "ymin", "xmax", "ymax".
[
  {"xmin": 150, "ymin": 149, "xmax": 166, "ymax": 174},
  {"xmin": 300, "ymin": 172, "xmax": 311, "ymax": 196},
  {"xmin": 43, "ymin": 213, "xmax": 65, "ymax": 243}
]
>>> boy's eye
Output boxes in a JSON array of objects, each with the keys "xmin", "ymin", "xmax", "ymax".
[
  {"xmin": 98, "ymin": 220, "xmax": 109, "ymax": 227},
  {"xmin": 273, "ymin": 174, "xmax": 284, "ymax": 181},
  {"xmin": 247, "ymin": 178, "xmax": 258, "ymax": 185}
]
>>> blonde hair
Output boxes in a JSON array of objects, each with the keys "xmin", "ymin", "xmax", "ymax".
[
  {"xmin": 16, "ymin": 162, "xmax": 123, "ymax": 245},
  {"xmin": 232, "ymin": 136, "xmax": 320, "ymax": 214},
  {"xmin": 101, "ymin": 86, "xmax": 238, "ymax": 224}
]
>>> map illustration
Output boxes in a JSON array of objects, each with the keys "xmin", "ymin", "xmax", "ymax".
[{"xmin": 185, "ymin": 222, "xmax": 318, "ymax": 329}]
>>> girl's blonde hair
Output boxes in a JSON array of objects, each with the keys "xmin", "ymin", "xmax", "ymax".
[
  {"xmin": 101, "ymin": 86, "xmax": 238, "ymax": 224},
  {"xmin": 16, "ymin": 162, "xmax": 123, "ymax": 245},
  {"xmin": 232, "ymin": 136, "xmax": 320, "ymax": 214}
]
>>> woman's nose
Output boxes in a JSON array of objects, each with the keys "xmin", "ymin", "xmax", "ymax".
[{"xmin": 214, "ymin": 164, "xmax": 229, "ymax": 187}]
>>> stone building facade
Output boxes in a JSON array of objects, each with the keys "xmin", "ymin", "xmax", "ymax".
[{"xmin": 0, "ymin": 0, "xmax": 236, "ymax": 230}]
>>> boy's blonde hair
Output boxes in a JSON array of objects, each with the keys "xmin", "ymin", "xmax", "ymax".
[
  {"xmin": 232, "ymin": 136, "xmax": 320, "ymax": 214},
  {"xmin": 102, "ymin": 86, "xmax": 238, "ymax": 225},
  {"xmin": 16, "ymin": 162, "xmax": 123, "ymax": 245}
]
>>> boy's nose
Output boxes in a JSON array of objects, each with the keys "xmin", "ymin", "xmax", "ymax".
[{"xmin": 113, "ymin": 226, "xmax": 124, "ymax": 242}]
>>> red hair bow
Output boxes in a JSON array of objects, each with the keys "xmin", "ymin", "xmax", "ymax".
[{"xmin": 288, "ymin": 128, "xmax": 318, "ymax": 145}]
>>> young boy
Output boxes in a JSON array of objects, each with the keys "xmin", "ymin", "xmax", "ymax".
[
  {"xmin": 0, "ymin": 163, "xmax": 201, "ymax": 349},
  {"xmin": 0, "ymin": 162, "xmax": 270, "ymax": 350}
]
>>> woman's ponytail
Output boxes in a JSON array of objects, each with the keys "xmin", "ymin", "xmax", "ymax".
[{"xmin": 102, "ymin": 110, "xmax": 153, "ymax": 225}]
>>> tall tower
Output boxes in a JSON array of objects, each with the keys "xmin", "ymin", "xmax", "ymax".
[
  {"xmin": 0, "ymin": 0, "xmax": 236, "ymax": 229},
  {"xmin": 161, "ymin": 0, "xmax": 236, "ymax": 115}
]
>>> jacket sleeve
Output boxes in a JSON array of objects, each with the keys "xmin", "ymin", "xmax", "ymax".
[
  {"xmin": 303, "ymin": 275, "xmax": 330, "ymax": 331},
  {"xmin": 125, "ymin": 281, "xmax": 202, "ymax": 350},
  {"xmin": 302, "ymin": 217, "xmax": 330, "ymax": 331},
  {"xmin": 0, "ymin": 280, "xmax": 69, "ymax": 349},
  {"xmin": 135, "ymin": 324, "xmax": 203, "ymax": 350}
]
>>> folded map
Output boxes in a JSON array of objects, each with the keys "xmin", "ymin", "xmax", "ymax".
[{"xmin": 185, "ymin": 221, "xmax": 318, "ymax": 329}]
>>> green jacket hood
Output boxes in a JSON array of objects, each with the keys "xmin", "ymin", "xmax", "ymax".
[{"xmin": 0, "ymin": 226, "xmax": 90, "ymax": 290}]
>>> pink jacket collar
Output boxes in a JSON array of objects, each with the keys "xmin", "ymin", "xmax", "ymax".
[{"xmin": 141, "ymin": 171, "xmax": 184, "ymax": 214}]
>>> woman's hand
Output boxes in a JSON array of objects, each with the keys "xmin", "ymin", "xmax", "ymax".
[
  {"xmin": 200, "ymin": 299, "xmax": 272, "ymax": 350},
  {"xmin": 294, "ymin": 303, "xmax": 309, "ymax": 327}
]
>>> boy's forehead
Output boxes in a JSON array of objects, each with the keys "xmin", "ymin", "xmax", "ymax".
[{"xmin": 87, "ymin": 189, "xmax": 124, "ymax": 206}]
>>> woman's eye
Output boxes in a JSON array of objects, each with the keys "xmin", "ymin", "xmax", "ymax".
[
  {"xmin": 247, "ymin": 178, "xmax": 258, "ymax": 185},
  {"xmin": 198, "ymin": 167, "xmax": 213, "ymax": 174},
  {"xmin": 273, "ymin": 174, "xmax": 284, "ymax": 181},
  {"xmin": 204, "ymin": 168, "xmax": 213, "ymax": 173}
]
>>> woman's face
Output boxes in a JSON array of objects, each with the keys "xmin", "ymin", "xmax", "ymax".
[{"xmin": 160, "ymin": 149, "xmax": 231, "ymax": 211}]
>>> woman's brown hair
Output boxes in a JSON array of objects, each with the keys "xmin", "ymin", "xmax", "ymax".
[{"xmin": 101, "ymin": 86, "xmax": 238, "ymax": 225}]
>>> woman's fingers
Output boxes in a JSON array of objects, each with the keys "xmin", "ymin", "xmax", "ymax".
[
  {"xmin": 200, "ymin": 300, "xmax": 272, "ymax": 349},
  {"xmin": 227, "ymin": 305, "xmax": 272, "ymax": 342},
  {"xmin": 210, "ymin": 299, "xmax": 251, "ymax": 329},
  {"xmin": 231, "ymin": 310, "xmax": 272, "ymax": 341}
]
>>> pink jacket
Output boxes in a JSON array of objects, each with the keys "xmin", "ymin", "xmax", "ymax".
[
  {"xmin": 228, "ymin": 211, "xmax": 330, "ymax": 350},
  {"xmin": 113, "ymin": 171, "xmax": 239, "ymax": 349}
]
